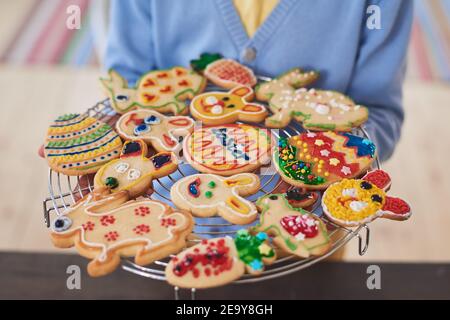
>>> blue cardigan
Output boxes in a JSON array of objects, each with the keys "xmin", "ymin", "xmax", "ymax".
[{"xmin": 104, "ymin": 0, "xmax": 413, "ymax": 161}]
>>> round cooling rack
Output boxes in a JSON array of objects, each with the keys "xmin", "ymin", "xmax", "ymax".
[{"xmin": 43, "ymin": 80, "xmax": 376, "ymax": 298}]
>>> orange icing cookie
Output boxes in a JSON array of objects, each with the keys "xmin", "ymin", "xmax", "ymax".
[
  {"xmin": 190, "ymin": 86, "xmax": 267, "ymax": 125},
  {"xmin": 183, "ymin": 124, "xmax": 272, "ymax": 176},
  {"xmin": 101, "ymin": 67, "xmax": 206, "ymax": 115},
  {"xmin": 322, "ymin": 169, "xmax": 412, "ymax": 227},
  {"xmin": 204, "ymin": 58, "xmax": 257, "ymax": 89}
]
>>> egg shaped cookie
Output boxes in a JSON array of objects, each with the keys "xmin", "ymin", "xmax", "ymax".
[
  {"xmin": 274, "ymin": 132, "xmax": 376, "ymax": 190},
  {"xmin": 44, "ymin": 113, "xmax": 122, "ymax": 175},
  {"xmin": 183, "ymin": 124, "xmax": 272, "ymax": 176}
]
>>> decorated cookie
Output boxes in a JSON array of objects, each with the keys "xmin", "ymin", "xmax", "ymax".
[
  {"xmin": 44, "ymin": 113, "xmax": 123, "ymax": 176},
  {"xmin": 255, "ymin": 192, "xmax": 331, "ymax": 258},
  {"xmin": 115, "ymin": 110, "xmax": 194, "ymax": 153},
  {"xmin": 100, "ymin": 67, "xmax": 206, "ymax": 115},
  {"xmin": 204, "ymin": 58, "xmax": 257, "ymax": 89},
  {"xmin": 165, "ymin": 230, "xmax": 275, "ymax": 288},
  {"xmin": 50, "ymin": 187, "xmax": 193, "ymax": 277},
  {"xmin": 284, "ymin": 188, "xmax": 319, "ymax": 209},
  {"xmin": 275, "ymin": 132, "xmax": 376, "ymax": 190},
  {"xmin": 94, "ymin": 140, "xmax": 177, "ymax": 198},
  {"xmin": 183, "ymin": 124, "xmax": 272, "ymax": 176},
  {"xmin": 256, "ymin": 68, "xmax": 368, "ymax": 130},
  {"xmin": 170, "ymin": 173, "xmax": 260, "ymax": 225},
  {"xmin": 190, "ymin": 52, "xmax": 223, "ymax": 73},
  {"xmin": 190, "ymin": 86, "xmax": 267, "ymax": 125},
  {"xmin": 322, "ymin": 169, "xmax": 412, "ymax": 227}
]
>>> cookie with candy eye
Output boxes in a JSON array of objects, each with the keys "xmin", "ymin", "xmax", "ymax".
[
  {"xmin": 255, "ymin": 68, "xmax": 368, "ymax": 130},
  {"xmin": 170, "ymin": 173, "xmax": 260, "ymax": 225},
  {"xmin": 50, "ymin": 187, "xmax": 193, "ymax": 277},
  {"xmin": 93, "ymin": 140, "xmax": 178, "ymax": 198},
  {"xmin": 190, "ymin": 86, "xmax": 267, "ymax": 125},
  {"xmin": 115, "ymin": 110, "xmax": 194, "ymax": 154},
  {"xmin": 274, "ymin": 131, "xmax": 376, "ymax": 190},
  {"xmin": 183, "ymin": 123, "xmax": 273, "ymax": 176},
  {"xmin": 254, "ymin": 192, "xmax": 331, "ymax": 258},
  {"xmin": 165, "ymin": 230, "xmax": 275, "ymax": 288},
  {"xmin": 322, "ymin": 169, "xmax": 412, "ymax": 227},
  {"xmin": 44, "ymin": 113, "xmax": 123, "ymax": 176},
  {"xmin": 100, "ymin": 67, "xmax": 206, "ymax": 115}
]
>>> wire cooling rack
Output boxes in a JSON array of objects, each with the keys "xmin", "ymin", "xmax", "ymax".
[{"xmin": 43, "ymin": 81, "xmax": 376, "ymax": 298}]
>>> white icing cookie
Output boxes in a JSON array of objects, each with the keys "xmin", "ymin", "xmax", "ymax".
[
  {"xmin": 170, "ymin": 173, "xmax": 260, "ymax": 225},
  {"xmin": 94, "ymin": 140, "xmax": 178, "ymax": 198},
  {"xmin": 50, "ymin": 187, "xmax": 193, "ymax": 277},
  {"xmin": 115, "ymin": 110, "xmax": 194, "ymax": 153}
]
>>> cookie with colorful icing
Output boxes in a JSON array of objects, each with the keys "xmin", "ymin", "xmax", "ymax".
[
  {"xmin": 183, "ymin": 124, "xmax": 272, "ymax": 176},
  {"xmin": 190, "ymin": 52, "xmax": 223, "ymax": 73},
  {"xmin": 255, "ymin": 192, "xmax": 331, "ymax": 258},
  {"xmin": 100, "ymin": 67, "xmax": 206, "ymax": 115},
  {"xmin": 190, "ymin": 86, "xmax": 267, "ymax": 125},
  {"xmin": 115, "ymin": 110, "xmax": 194, "ymax": 154},
  {"xmin": 322, "ymin": 169, "xmax": 412, "ymax": 227},
  {"xmin": 165, "ymin": 230, "xmax": 275, "ymax": 288},
  {"xmin": 44, "ymin": 113, "xmax": 123, "ymax": 176},
  {"xmin": 203, "ymin": 58, "xmax": 257, "ymax": 89},
  {"xmin": 171, "ymin": 173, "xmax": 260, "ymax": 225},
  {"xmin": 94, "ymin": 140, "xmax": 177, "ymax": 198},
  {"xmin": 274, "ymin": 132, "xmax": 376, "ymax": 190},
  {"xmin": 256, "ymin": 68, "xmax": 368, "ymax": 130},
  {"xmin": 50, "ymin": 187, "xmax": 193, "ymax": 277}
]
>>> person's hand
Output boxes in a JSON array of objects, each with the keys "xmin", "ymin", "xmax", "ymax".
[{"xmin": 38, "ymin": 145, "xmax": 44, "ymax": 158}]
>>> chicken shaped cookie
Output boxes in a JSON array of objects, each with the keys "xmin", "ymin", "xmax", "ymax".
[
  {"xmin": 116, "ymin": 110, "xmax": 194, "ymax": 153},
  {"xmin": 94, "ymin": 140, "xmax": 177, "ymax": 198},
  {"xmin": 190, "ymin": 86, "xmax": 267, "ymax": 125},
  {"xmin": 165, "ymin": 230, "xmax": 275, "ymax": 288},
  {"xmin": 170, "ymin": 173, "xmax": 260, "ymax": 225},
  {"xmin": 50, "ymin": 187, "xmax": 193, "ymax": 277},
  {"xmin": 256, "ymin": 68, "xmax": 368, "ymax": 130},
  {"xmin": 322, "ymin": 169, "xmax": 412, "ymax": 227},
  {"xmin": 101, "ymin": 67, "xmax": 206, "ymax": 115},
  {"xmin": 254, "ymin": 192, "xmax": 331, "ymax": 258}
]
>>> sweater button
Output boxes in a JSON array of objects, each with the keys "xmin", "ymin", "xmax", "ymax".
[{"xmin": 242, "ymin": 47, "xmax": 257, "ymax": 62}]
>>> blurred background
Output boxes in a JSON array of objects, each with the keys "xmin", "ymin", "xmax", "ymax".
[{"xmin": 0, "ymin": 0, "xmax": 449, "ymax": 262}]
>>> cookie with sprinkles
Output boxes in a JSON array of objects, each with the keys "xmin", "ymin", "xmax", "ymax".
[
  {"xmin": 254, "ymin": 192, "xmax": 330, "ymax": 258},
  {"xmin": 44, "ymin": 113, "xmax": 123, "ymax": 176},
  {"xmin": 322, "ymin": 169, "xmax": 412, "ymax": 227},
  {"xmin": 165, "ymin": 230, "xmax": 275, "ymax": 288},
  {"xmin": 274, "ymin": 132, "xmax": 376, "ymax": 190},
  {"xmin": 255, "ymin": 68, "xmax": 368, "ymax": 130}
]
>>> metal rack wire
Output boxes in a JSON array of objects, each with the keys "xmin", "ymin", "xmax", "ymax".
[{"xmin": 43, "ymin": 82, "xmax": 377, "ymax": 297}]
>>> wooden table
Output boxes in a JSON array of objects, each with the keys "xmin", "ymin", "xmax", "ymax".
[{"xmin": 1, "ymin": 252, "xmax": 449, "ymax": 299}]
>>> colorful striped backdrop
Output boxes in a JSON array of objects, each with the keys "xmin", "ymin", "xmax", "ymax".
[{"xmin": 1, "ymin": 0, "xmax": 450, "ymax": 82}]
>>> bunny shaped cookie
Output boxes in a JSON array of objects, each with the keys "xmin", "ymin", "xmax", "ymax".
[
  {"xmin": 190, "ymin": 86, "xmax": 267, "ymax": 125},
  {"xmin": 101, "ymin": 68, "xmax": 206, "ymax": 115},
  {"xmin": 94, "ymin": 140, "xmax": 178, "ymax": 198},
  {"xmin": 170, "ymin": 173, "xmax": 260, "ymax": 225}
]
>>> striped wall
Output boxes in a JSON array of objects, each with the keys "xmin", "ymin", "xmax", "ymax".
[{"xmin": 1, "ymin": 0, "xmax": 450, "ymax": 82}]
